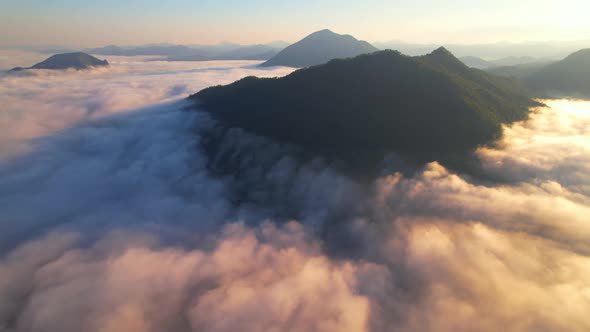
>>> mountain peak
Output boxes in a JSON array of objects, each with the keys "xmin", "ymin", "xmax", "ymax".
[
  {"xmin": 422, "ymin": 46, "xmax": 467, "ymax": 71},
  {"xmin": 429, "ymin": 46, "xmax": 454, "ymax": 57},
  {"xmin": 260, "ymin": 30, "xmax": 378, "ymax": 68},
  {"xmin": 312, "ymin": 29, "xmax": 335, "ymax": 35},
  {"xmin": 304, "ymin": 29, "xmax": 341, "ymax": 41}
]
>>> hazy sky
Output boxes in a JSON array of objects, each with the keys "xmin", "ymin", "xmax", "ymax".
[{"xmin": 1, "ymin": 0, "xmax": 589, "ymax": 47}]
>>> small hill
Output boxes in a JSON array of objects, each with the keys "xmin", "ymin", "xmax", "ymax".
[
  {"xmin": 524, "ymin": 48, "xmax": 590, "ymax": 98},
  {"xmin": 191, "ymin": 48, "xmax": 538, "ymax": 171},
  {"xmin": 10, "ymin": 52, "xmax": 109, "ymax": 71},
  {"xmin": 260, "ymin": 29, "xmax": 378, "ymax": 68}
]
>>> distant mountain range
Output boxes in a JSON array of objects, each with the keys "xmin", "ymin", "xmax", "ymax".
[
  {"xmin": 485, "ymin": 62, "xmax": 552, "ymax": 80},
  {"xmin": 84, "ymin": 42, "xmax": 286, "ymax": 61},
  {"xmin": 191, "ymin": 47, "xmax": 537, "ymax": 172},
  {"xmin": 523, "ymin": 48, "xmax": 590, "ymax": 98},
  {"xmin": 459, "ymin": 56, "xmax": 491, "ymax": 69},
  {"xmin": 260, "ymin": 29, "xmax": 379, "ymax": 68},
  {"xmin": 470, "ymin": 48, "xmax": 590, "ymax": 98},
  {"xmin": 9, "ymin": 52, "xmax": 108, "ymax": 72},
  {"xmin": 156, "ymin": 45, "xmax": 279, "ymax": 62},
  {"xmin": 459, "ymin": 56, "xmax": 537, "ymax": 69},
  {"xmin": 6, "ymin": 38, "xmax": 588, "ymax": 62},
  {"xmin": 87, "ymin": 44, "xmax": 196, "ymax": 57}
]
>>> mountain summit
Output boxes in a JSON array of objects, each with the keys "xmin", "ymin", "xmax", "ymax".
[
  {"xmin": 260, "ymin": 29, "xmax": 378, "ymax": 68},
  {"xmin": 191, "ymin": 48, "xmax": 538, "ymax": 171},
  {"xmin": 420, "ymin": 46, "xmax": 472, "ymax": 72}
]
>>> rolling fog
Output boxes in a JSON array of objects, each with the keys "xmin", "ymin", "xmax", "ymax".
[{"xmin": 0, "ymin": 55, "xmax": 589, "ymax": 332}]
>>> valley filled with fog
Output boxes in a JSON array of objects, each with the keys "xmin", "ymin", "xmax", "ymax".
[{"xmin": 0, "ymin": 54, "xmax": 589, "ymax": 332}]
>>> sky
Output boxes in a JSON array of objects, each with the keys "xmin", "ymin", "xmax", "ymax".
[{"xmin": 1, "ymin": 0, "xmax": 590, "ymax": 47}]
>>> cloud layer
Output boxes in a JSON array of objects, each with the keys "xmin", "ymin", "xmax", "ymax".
[
  {"xmin": 0, "ymin": 54, "xmax": 293, "ymax": 157},
  {"xmin": 0, "ymin": 57, "xmax": 589, "ymax": 331}
]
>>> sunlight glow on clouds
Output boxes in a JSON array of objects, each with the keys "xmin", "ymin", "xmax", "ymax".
[{"xmin": 478, "ymin": 99, "xmax": 590, "ymax": 197}]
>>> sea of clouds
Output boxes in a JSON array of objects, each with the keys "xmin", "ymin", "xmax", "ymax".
[{"xmin": 0, "ymin": 52, "xmax": 589, "ymax": 332}]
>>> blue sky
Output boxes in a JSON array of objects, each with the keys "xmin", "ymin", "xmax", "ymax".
[{"xmin": 1, "ymin": 0, "xmax": 589, "ymax": 46}]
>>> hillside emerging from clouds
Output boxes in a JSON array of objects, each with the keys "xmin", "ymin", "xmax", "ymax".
[{"xmin": 192, "ymin": 48, "xmax": 538, "ymax": 172}]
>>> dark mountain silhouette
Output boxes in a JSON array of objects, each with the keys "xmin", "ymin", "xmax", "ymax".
[
  {"xmin": 260, "ymin": 29, "xmax": 379, "ymax": 68},
  {"xmin": 190, "ymin": 48, "xmax": 538, "ymax": 172},
  {"xmin": 523, "ymin": 48, "xmax": 590, "ymax": 98},
  {"xmin": 10, "ymin": 52, "xmax": 109, "ymax": 71}
]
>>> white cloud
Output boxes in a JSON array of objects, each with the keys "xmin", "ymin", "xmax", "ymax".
[
  {"xmin": 478, "ymin": 99, "xmax": 590, "ymax": 197},
  {"xmin": 0, "ymin": 55, "xmax": 293, "ymax": 157}
]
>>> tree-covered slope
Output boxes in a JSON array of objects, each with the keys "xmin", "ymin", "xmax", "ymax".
[
  {"xmin": 191, "ymin": 48, "xmax": 538, "ymax": 170},
  {"xmin": 260, "ymin": 29, "xmax": 378, "ymax": 68}
]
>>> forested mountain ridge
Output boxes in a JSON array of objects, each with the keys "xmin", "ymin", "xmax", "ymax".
[{"xmin": 191, "ymin": 48, "xmax": 539, "ymax": 172}]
